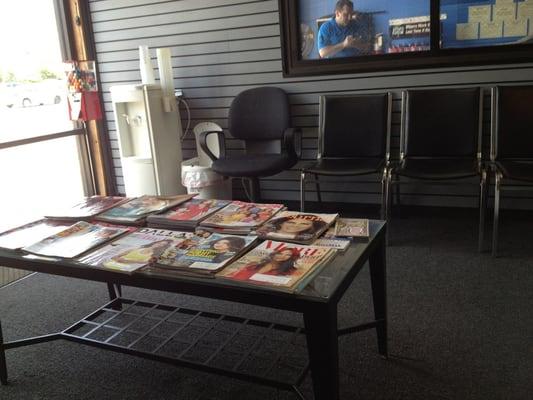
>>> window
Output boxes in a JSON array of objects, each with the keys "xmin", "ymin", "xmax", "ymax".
[{"xmin": 0, "ymin": 0, "xmax": 92, "ymax": 232}]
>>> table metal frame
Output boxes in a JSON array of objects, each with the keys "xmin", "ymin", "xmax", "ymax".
[{"xmin": 0, "ymin": 223, "xmax": 387, "ymax": 400}]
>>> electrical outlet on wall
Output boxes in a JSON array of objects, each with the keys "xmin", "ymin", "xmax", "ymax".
[{"xmin": 174, "ymin": 89, "xmax": 183, "ymax": 98}]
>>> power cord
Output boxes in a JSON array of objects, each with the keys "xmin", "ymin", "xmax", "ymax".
[{"xmin": 177, "ymin": 96, "xmax": 191, "ymax": 142}]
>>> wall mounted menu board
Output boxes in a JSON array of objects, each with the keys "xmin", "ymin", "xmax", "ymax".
[{"xmin": 279, "ymin": 0, "xmax": 533, "ymax": 77}]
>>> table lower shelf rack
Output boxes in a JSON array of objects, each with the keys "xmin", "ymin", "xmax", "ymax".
[{"xmin": 62, "ymin": 298, "xmax": 310, "ymax": 395}]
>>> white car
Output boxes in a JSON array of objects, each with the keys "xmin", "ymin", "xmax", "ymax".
[{"xmin": 0, "ymin": 81, "xmax": 64, "ymax": 108}]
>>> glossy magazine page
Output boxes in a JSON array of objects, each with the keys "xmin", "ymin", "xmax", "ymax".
[
  {"xmin": 200, "ymin": 201, "xmax": 284, "ymax": 228},
  {"xmin": 148, "ymin": 199, "xmax": 230, "ymax": 223},
  {"xmin": 44, "ymin": 196, "xmax": 129, "ymax": 220},
  {"xmin": 78, "ymin": 228, "xmax": 195, "ymax": 273},
  {"xmin": 22, "ymin": 221, "xmax": 129, "ymax": 258},
  {"xmin": 0, "ymin": 219, "xmax": 71, "ymax": 250},
  {"xmin": 217, "ymin": 240, "xmax": 334, "ymax": 290},
  {"xmin": 334, "ymin": 218, "xmax": 370, "ymax": 237},
  {"xmin": 254, "ymin": 211, "xmax": 338, "ymax": 243},
  {"xmin": 157, "ymin": 233, "xmax": 257, "ymax": 272},
  {"xmin": 96, "ymin": 194, "xmax": 195, "ymax": 222}
]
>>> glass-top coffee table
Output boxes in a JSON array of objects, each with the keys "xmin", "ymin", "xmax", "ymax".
[{"xmin": 0, "ymin": 220, "xmax": 387, "ymax": 400}]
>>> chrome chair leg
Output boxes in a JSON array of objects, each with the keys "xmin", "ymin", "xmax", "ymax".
[
  {"xmin": 492, "ymin": 173, "xmax": 501, "ymax": 257},
  {"xmin": 381, "ymin": 168, "xmax": 388, "ymax": 221},
  {"xmin": 300, "ymin": 170, "xmax": 306, "ymax": 212},
  {"xmin": 478, "ymin": 169, "xmax": 487, "ymax": 252},
  {"xmin": 395, "ymin": 174, "xmax": 401, "ymax": 206},
  {"xmin": 249, "ymin": 177, "xmax": 261, "ymax": 203},
  {"xmin": 314, "ymin": 173, "xmax": 322, "ymax": 205}
]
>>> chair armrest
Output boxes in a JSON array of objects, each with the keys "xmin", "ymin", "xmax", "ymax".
[
  {"xmin": 282, "ymin": 127, "xmax": 302, "ymax": 159},
  {"xmin": 198, "ymin": 130, "xmax": 226, "ymax": 162}
]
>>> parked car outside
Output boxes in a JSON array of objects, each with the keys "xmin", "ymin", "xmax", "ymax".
[{"xmin": 0, "ymin": 80, "xmax": 65, "ymax": 108}]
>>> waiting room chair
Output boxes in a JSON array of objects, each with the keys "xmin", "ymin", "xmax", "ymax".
[
  {"xmin": 199, "ymin": 87, "xmax": 300, "ymax": 202},
  {"xmin": 389, "ymin": 87, "xmax": 488, "ymax": 251},
  {"xmin": 490, "ymin": 85, "xmax": 533, "ymax": 256},
  {"xmin": 300, "ymin": 93, "xmax": 392, "ymax": 219}
]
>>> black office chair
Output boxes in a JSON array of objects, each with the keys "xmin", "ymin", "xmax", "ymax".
[
  {"xmin": 300, "ymin": 93, "xmax": 392, "ymax": 219},
  {"xmin": 490, "ymin": 85, "xmax": 533, "ymax": 256},
  {"xmin": 390, "ymin": 87, "xmax": 488, "ymax": 251},
  {"xmin": 199, "ymin": 87, "xmax": 300, "ymax": 202}
]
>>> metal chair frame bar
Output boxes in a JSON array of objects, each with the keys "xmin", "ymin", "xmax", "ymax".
[{"xmin": 301, "ymin": 92, "xmax": 392, "ymax": 219}]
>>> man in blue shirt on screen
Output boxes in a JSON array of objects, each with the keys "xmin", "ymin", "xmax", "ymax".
[{"xmin": 318, "ymin": 0, "xmax": 369, "ymax": 58}]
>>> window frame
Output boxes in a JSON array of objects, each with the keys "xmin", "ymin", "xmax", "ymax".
[{"xmin": 279, "ymin": 0, "xmax": 533, "ymax": 77}]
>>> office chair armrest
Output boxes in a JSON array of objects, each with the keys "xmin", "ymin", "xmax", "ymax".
[
  {"xmin": 282, "ymin": 127, "xmax": 302, "ymax": 159},
  {"xmin": 198, "ymin": 130, "xmax": 226, "ymax": 162}
]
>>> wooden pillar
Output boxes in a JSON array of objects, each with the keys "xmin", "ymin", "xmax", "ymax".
[{"xmin": 63, "ymin": 0, "xmax": 117, "ymax": 195}]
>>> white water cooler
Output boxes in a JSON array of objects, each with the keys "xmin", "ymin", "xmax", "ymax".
[{"xmin": 110, "ymin": 84, "xmax": 186, "ymax": 196}]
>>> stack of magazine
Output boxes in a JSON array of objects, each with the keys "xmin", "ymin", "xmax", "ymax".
[
  {"xmin": 21, "ymin": 221, "xmax": 130, "ymax": 258},
  {"xmin": 0, "ymin": 219, "xmax": 72, "ymax": 250},
  {"xmin": 78, "ymin": 228, "xmax": 195, "ymax": 273},
  {"xmin": 146, "ymin": 199, "xmax": 230, "ymax": 230},
  {"xmin": 198, "ymin": 201, "xmax": 284, "ymax": 234},
  {"xmin": 0, "ymin": 193, "xmax": 370, "ymax": 293},
  {"xmin": 217, "ymin": 240, "xmax": 337, "ymax": 293},
  {"xmin": 144, "ymin": 233, "xmax": 258, "ymax": 277},
  {"xmin": 95, "ymin": 194, "xmax": 195, "ymax": 226},
  {"xmin": 44, "ymin": 196, "xmax": 129, "ymax": 221},
  {"xmin": 254, "ymin": 211, "xmax": 338, "ymax": 244}
]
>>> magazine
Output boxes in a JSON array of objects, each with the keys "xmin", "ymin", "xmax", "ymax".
[
  {"xmin": 140, "ymin": 264, "xmax": 217, "ymax": 279},
  {"xmin": 155, "ymin": 233, "xmax": 257, "ymax": 273},
  {"xmin": 199, "ymin": 201, "xmax": 284, "ymax": 234},
  {"xmin": 312, "ymin": 238, "xmax": 350, "ymax": 251},
  {"xmin": 146, "ymin": 199, "xmax": 230, "ymax": 229},
  {"xmin": 0, "ymin": 219, "xmax": 72, "ymax": 250},
  {"xmin": 95, "ymin": 194, "xmax": 196, "ymax": 225},
  {"xmin": 44, "ymin": 196, "xmax": 129, "ymax": 220},
  {"xmin": 154, "ymin": 234, "xmax": 208, "ymax": 267},
  {"xmin": 253, "ymin": 211, "xmax": 338, "ymax": 244},
  {"xmin": 22, "ymin": 221, "xmax": 129, "ymax": 258},
  {"xmin": 78, "ymin": 228, "xmax": 195, "ymax": 273},
  {"xmin": 217, "ymin": 240, "xmax": 336, "ymax": 292},
  {"xmin": 334, "ymin": 218, "xmax": 370, "ymax": 237}
]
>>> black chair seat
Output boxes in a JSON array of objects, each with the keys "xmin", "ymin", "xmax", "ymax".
[
  {"xmin": 212, "ymin": 154, "xmax": 296, "ymax": 177},
  {"xmin": 496, "ymin": 160, "xmax": 533, "ymax": 183},
  {"xmin": 304, "ymin": 158, "xmax": 384, "ymax": 176},
  {"xmin": 395, "ymin": 159, "xmax": 479, "ymax": 180}
]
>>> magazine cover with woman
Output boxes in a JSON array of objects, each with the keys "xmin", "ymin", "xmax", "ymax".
[
  {"xmin": 156, "ymin": 233, "xmax": 257, "ymax": 273},
  {"xmin": 254, "ymin": 211, "xmax": 338, "ymax": 244},
  {"xmin": 78, "ymin": 228, "xmax": 195, "ymax": 273},
  {"xmin": 217, "ymin": 240, "xmax": 335, "ymax": 291}
]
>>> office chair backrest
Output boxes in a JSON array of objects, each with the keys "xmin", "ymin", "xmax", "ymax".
[
  {"xmin": 228, "ymin": 87, "xmax": 290, "ymax": 141},
  {"xmin": 319, "ymin": 93, "xmax": 391, "ymax": 158},
  {"xmin": 493, "ymin": 85, "xmax": 533, "ymax": 160},
  {"xmin": 402, "ymin": 87, "xmax": 482, "ymax": 159}
]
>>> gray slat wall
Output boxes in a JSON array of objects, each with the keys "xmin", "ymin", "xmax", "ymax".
[{"xmin": 89, "ymin": 0, "xmax": 533, "ymax": 209}]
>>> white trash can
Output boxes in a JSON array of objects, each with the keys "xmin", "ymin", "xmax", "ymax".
[{"xmin": 181, "ymin": 157, "xmax": 232, "ymax": 199}]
